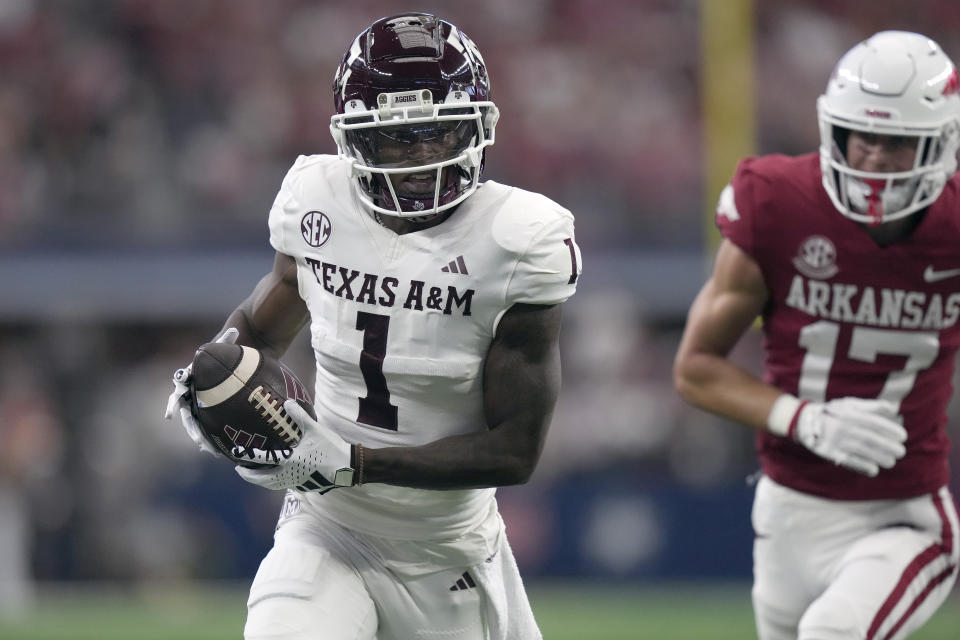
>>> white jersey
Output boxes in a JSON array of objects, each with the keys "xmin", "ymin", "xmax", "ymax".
[{"xmin": 267, "ymin": 154, "xmax": 582, "ymax": 539}]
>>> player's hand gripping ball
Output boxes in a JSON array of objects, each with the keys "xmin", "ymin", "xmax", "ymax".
[{"xmin": 188, "ymin": 342, "xmax": 315, "ymax": 468}]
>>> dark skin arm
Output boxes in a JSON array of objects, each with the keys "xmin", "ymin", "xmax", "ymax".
[
  {"xmin": 222, "ymin": 251, "xmax": 563, "ymax": 490},
  {"xmin": 218, "ymin": 252, "xmax": 309, "ymax": 359},
  {"xmin": 363, "ymin": 301, "xmax": 563, "ymax": 489}
]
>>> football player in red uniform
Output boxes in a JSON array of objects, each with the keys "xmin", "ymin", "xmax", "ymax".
[{"xmin": 675, "ymin": 31, "xmax": 960, "ymax": 640}]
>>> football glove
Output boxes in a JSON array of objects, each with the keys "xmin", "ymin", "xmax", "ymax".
[
  {"xmin": 235, "ymin": 399, "xmax": 357, "ymax": 494},
  {"xmin": 163, "ymin": 327, "xmax": 239, "ymax": 458},
  {"xmin": 768, "ymin": 395, "xmax": 907, "ymax": 477}
]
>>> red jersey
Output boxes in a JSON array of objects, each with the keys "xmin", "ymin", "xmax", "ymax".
[{"xmin": 717, "ymin": 152, "xmax": 960, "ymax": 500}]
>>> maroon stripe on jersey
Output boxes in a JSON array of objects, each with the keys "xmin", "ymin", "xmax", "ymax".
[{"xmin": 866, "ymin": 491, "xmax": 956, "ymax": 640}]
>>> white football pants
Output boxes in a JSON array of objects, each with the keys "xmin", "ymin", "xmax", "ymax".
[
  {"xmin": 244, "ymin": 492, "xmax": 541, "ymax": 640},
  {"xmin": 752, "ymin": 475, "xmax": 959, "ymax": 640}
]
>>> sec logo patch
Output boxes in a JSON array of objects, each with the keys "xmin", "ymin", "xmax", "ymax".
[
  {"xmin": 301, "ymin": 211, "xmax": 332, "ymax": 248},
  {"xmin": 792, "ymin": 235, "xmax": 838, "ymax": 279}
]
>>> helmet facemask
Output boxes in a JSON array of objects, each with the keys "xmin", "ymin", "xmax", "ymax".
[
  {"xmin": 331, "ymin": 89, "xmax": 498, "ymax": 217},
  {"xmin": 821, "ymin": 121, "xmax": 953, "ymax": 224}
]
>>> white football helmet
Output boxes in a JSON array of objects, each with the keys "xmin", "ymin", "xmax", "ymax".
[{"xmin": 817, "ymin": 31, "xmax": 960, "ymax": 224}]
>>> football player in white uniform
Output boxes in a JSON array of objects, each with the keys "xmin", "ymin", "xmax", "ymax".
[{"xmin": 165, "ymin": 13, "xmax": 581, "ymax": 640}]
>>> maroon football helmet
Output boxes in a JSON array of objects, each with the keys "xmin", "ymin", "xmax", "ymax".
[{"xmin": 330, "ymin": 13, "xmax": 499, "ymax": 217}]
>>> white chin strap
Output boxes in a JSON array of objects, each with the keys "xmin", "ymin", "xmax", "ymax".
[{"xmin": 844, "ymin": 176, "xmax": 918, "ymax": 223}]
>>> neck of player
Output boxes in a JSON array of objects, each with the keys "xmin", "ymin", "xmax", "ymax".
[
  {"xmin": 372, "ymin": 208, "xmax": 457, "ymax": 235},
  {"xmin": 862, "ymin": 209, "xmax": 926, "ymax": 247}
]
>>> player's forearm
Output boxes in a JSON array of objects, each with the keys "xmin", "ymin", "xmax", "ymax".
[
  {"xmin": 219, "ymin": 256, "xmax": 309, "ymax": 358},
  {"xmin": 219, "ymin": 306, "xmax": 266, "ymax": 350},
  {"xmin": 359, "ymin": 376, "xmax": 557, "ymax": 489},
  {"xmin": 359, "ymin": 421, "xmax": 548, "ymax": 489},
  {"xmin": 674, "ymin": 350, "xmax": 783, "ymax": 431},
  {"xmin": 219, "ymin": 305, "xmax": 292, "ymax": 358}
]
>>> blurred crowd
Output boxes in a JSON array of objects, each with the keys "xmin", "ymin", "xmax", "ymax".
[
  {"xmin": 3, "ymin": 0, "xmax": 960, "ymax": 599},
  {"xmin": 0, "ymin": 0, "xmax": 703, "ymax": 251},
  {"xmin": 5, "ymin": 0, "xmax": 960, "ymax": 250}
]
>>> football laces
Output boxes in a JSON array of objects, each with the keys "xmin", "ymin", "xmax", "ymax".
[{"xmin": 247, "ymin": 385, "xmax": 302, "ymax": 446}]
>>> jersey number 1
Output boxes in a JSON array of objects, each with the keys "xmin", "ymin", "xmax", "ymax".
[
  {"xmin": 356, "ymin": 311, "xmax": 398, "ymax": 430},
  {"xmin": 353, "ymin": 235, "xmax": 580, "ymax": 431}
]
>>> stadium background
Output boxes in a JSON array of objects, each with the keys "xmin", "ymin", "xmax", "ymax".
[{"xmin": 1, "ymin": 0, "xmax": 959, "ymax": 637}]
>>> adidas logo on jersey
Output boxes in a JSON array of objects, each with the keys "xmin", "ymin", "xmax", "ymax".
[
  {"xmin": 449, "ymin": 571, "xmax": 477, "ymax": 591},
  {"xmin": 441, "ymin": 256, "xmax": 469, "ymax": 275}
]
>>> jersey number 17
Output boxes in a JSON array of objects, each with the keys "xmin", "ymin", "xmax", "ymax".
[{"xmin": 797, "ymin": 321, "xmax": 939, "ymax": 407}]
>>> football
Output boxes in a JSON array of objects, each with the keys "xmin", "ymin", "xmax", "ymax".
[{"xmin": 188, "ymin": 342, "xmax": 315, "ymax": 468}]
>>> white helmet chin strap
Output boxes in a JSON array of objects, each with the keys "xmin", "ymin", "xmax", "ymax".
[
  {"xmin": 822, "ymin": 134, "xmax": 946, "ymax": 224},
  {"xmin": 843, "ymin": 175, "xmax": 919, "ymax": 224}
]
